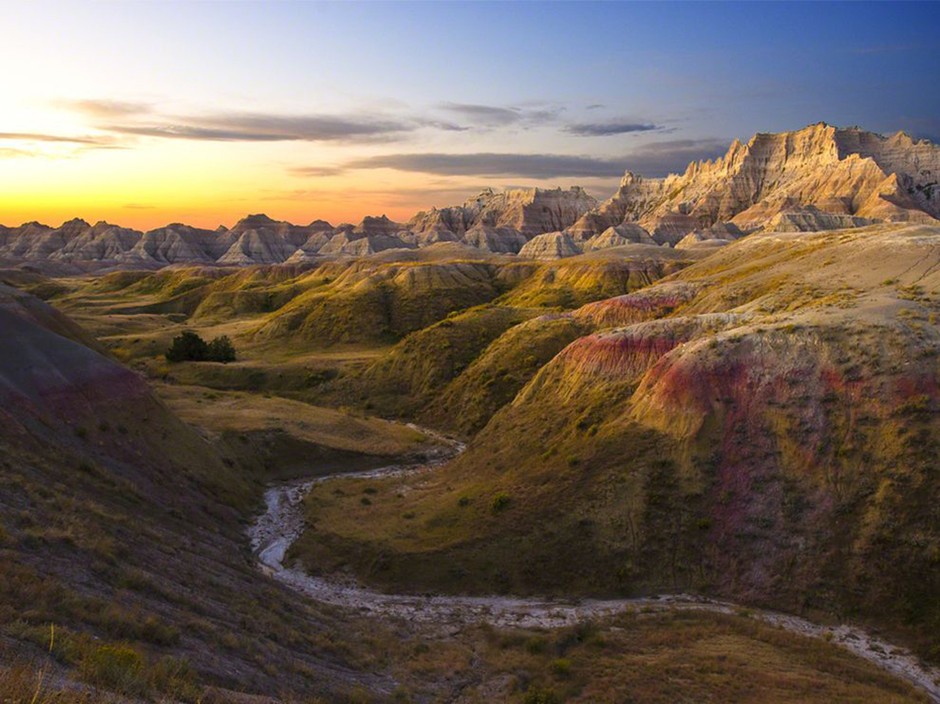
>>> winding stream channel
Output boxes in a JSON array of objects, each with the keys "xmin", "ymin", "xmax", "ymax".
[{"xmin": 249, "ymin": 427, "xmax": 940, "ymax": 701}]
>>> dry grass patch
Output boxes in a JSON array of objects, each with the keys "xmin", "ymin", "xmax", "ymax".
[{"xmin": 156, "ymin": 384, "xmax": 427, "ymax": 457}]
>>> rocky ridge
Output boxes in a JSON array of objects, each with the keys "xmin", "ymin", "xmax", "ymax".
[
  {"xmin": 569, "ymin": 123, "xmax": 940, "ymax": 242},
  {"xmin": 1, "ymin": 125, "xmax": 936, "ymax": 269}
]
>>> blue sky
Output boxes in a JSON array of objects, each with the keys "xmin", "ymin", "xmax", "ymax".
[{"xmin": 1, "ymin": 1, "xmax": 937, "ymax": 227}]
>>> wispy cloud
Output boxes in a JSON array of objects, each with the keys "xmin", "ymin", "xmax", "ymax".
[
  {"xmin": 565, "ymin": 121, "xmax": 661, "ymax": 137},
  {"xmin": 296, "ymin": 152, "xmax": 628, "ymax": 178},
  {"xmin": 60, "ymin": 99, "xmax": 460, "ymax": 144},
  {"xmin": 102, "ymin": 112, "xmax": 416, "ymax": 143},
  {"xmin": 267, "ymin": 184, "xmax": 489, "ymax": 208},
  {"xmin": 619, "ymin": 138, "xmax": 730, "ymax": 176},
  {"xmin": 437, "ymin": 102, "xmax": 563, "ymax": 128},
  {"xmin": 291, "ymin": 137, "xmax": 731, "ymax": 180},
  {"xmin": 439, "ymin": 102, "xmax": 521, "ymax": 126},
  {"xmin": 0, "ymin": 131, "xmax": 113, "ymax": 145},
  {"xmin": 56, "ymin": 99, "xmax": 152, "ymax": 118},
  {"xmin": 290, "ymin": 165, "xmax": 347, "ymax": 177},
  {"xmin": 0, "ymin": 147, "xmax": 34, "ymax": 158}
]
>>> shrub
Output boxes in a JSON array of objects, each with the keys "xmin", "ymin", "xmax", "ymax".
[
  {"xmin": 80, "ymin": 643, "xmax": 144, "ymax": 694},
  {"xmin": 523, "ymin": 687, "xmax": 560, "ymax": 704},
  {"xmin": 491, "ymin": 493, "xmax": 511, "ymax": 512},
  {"xmin": 165, "ymin": 331, "xmax": 209, "ymax": 363},
  {"xmin": 549, "ymin": 658, "xmax": 572, "ymax": 678},
  {"xmin": 166, "ymin": 331, "xmax": 237, "ymax": 363},
  {"xmin": 207, "ymin": 335, "xmax": 236, "ymax": 363}
]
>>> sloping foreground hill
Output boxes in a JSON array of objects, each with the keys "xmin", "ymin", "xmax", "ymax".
[
  {"xmin": 293, "ymin": 224, "xmax": 940, "ymax": 660},
  {"xmin": 0, "ymin": 283, "xmax": 416, "ymax": 700}
]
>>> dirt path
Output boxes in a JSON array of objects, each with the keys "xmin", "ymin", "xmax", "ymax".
[{"xmin": 248, "ymin": 426, "xmax": 940, "ymax": 701}]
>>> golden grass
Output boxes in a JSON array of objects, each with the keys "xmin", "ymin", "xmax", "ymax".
[
  {"xmin": 391, "ymin": 611, "xmax": 929, "ymax": 703},
  {"xmin": 156, "ymin": 384, "xmax": 427, "ymax": 457}
]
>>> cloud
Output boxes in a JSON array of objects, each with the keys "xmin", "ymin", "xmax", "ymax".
[
  {"xmin": 565, "ymin": 121, "xmax": 661, "ymax": 137},
  {"xmin": 619, "ymin": 138, "xmax": 730, "ymax": 176},
  {"xmin": 0, "ymin": 131, "xmax": 112, "ymax": 145},
  {"xmin": 0, "ymin": 147, "xmax": 34, "ymax": 158},
  {"xmin": 438, "ymin": 102, "xmax": 521, "ymax": 126},
  {"xmin": 267, "ymin": 184, "xmax": 490, "ymax": 208},
  {"xmin": 303, "ymin": 152, "xmax": 628, "ymax": 178},
  {"xmin": 291, "ymin": 138, "xmax": 732, "ymax": 180},
  {"xmin": 437, "ymin": 102, "xmax": 563, "ymax": 128},
  {"xmin": 290, "ymin": 165, "xmax": 347, "ymax": 177},
  {"xmin": 415, "ymin": 119, "xmax": 470, "ymax": 132},
  {"xmin": 57, "ymin": 99, "xmax": 152, "ymax": 118},
  {"xmin": 102, "ymin": 112, "xmax": 416, "ymax": 143}
]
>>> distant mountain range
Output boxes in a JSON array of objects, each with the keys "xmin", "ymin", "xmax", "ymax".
[{"xmin": 2, "ymin": 123, "xmax": 937, "ymax": 271}]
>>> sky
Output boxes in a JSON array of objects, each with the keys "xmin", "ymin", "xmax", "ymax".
[{"xmin": 1, "ymin": 1, "xmax": 938, "ymax": 230}]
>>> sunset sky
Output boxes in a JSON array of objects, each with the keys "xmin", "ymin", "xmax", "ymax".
[{"xmin": 1, "ymin": 1, "xmax": 938, "ymax": 230}]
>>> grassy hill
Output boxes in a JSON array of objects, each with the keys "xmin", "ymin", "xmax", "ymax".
[{"xmin": 291, "ymin": 225, "xmax": 940, "ymax": 661}]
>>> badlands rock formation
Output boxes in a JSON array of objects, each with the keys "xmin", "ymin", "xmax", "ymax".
[
  {"xmin": 570, "ymin": 123, "xmax": 940, "ymax": 242},
  {"xmin": 585, "ymin": 224, "xmax": 656, "ymax": 250},
  {"xmin": 407, "ymin": 186, "xmax": 597, "ymax": 242},
  {"xmin": 1, "ymin": 125, "xmax": 936, "ymax": 269},
  {"xmin": 518, "ymin": 231, "xmax": 583, "ymax": 260}
]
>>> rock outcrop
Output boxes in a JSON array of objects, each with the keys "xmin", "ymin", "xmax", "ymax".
[
  {"xmin": 518, "ymin": 231, "xmax": 583, "ymax": 260},
  {"xmin": 585, "ymin": 224, "xmax": 656, "ymax": 251},
  {"xmin": 463, "ymin": 224, "xmax": 529, "ymax": 254},
  {"xmin": 570, "ymin": 123, "xmax": 940, "ymax": 242},
  {"xmin": 409, "ymin": 187, "xmax": 598, "ymax": 240}
]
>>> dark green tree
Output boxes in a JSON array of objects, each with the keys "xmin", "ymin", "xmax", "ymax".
[
  {"xmin": 207, "ymin": 335, "xmax": 236, "ymax": 363},
  {"xmin": 165, "ymin": 331, "xmax": 209, "ymax": 362}
]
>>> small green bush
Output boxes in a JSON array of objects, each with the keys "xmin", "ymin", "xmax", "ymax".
[
  {"xmin": 207, "ymin": 335, "xmax": 236, "ymax": 363},
  {"xmin": 523, "ymin": 687, "xmax": 560, "ymax": 704},
  {"xmin": 166, "ymin": 331, "xmax": 236, "ymax": 363},
  {"xmin": 81, "ymin": 643, "xmax": 144, "ymax": 694},
  {"xmin": 165, "ymin": 331, "xmax": 208, "ymax": 362},
  {"xmin": 491, "ymin": 493, "xmax": 511, "ymax": 512},
  {"xmin": 549, "ymin": 658, "xmax": 572, "ymax": 678}
]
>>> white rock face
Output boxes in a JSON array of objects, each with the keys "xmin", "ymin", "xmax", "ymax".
[
  {"xmin": 760, "ymin": 206, "xmax": 874, "ymax": 233},
  {"xmin": 585, "ymin": 224, "xmax": 656, "ymax": 251},
  {"xmin": 217, "ymin": 229, "xmax": 298, "ymax": 265},
  {"xmin": 409, "ymin": 186, "xmax": 597, "ymax": 240},
  {"xmin": 674, "ymin": 232, "xmax": 733, "ymax": 251},
  {"xmin": 319, "ymin": 232, "xmax": 413, "ymax": 256},
  {"xmin": 571, "ymin": 123, "xmax": 940, "ymax": 241},
  {"xmin": 518, "ymin": 231, "xmax": 582, "ymax": 260},
  {"xmin": 463, "ymin": 224, "xmax": 528, "ymax": 253},
  {"xmin": 121, "ymin": 225, "xmax": 217, "ymax": 266}
]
